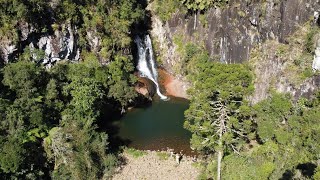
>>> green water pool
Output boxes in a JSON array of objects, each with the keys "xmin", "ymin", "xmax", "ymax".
[{"xmin": 113, "ymin": 96, "xmax": 195, "ymax": 155}]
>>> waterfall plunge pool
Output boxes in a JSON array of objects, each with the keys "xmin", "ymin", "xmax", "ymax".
[{"xmin": 111, "ymin": 96, "xmax": 195, "ymax": 155}]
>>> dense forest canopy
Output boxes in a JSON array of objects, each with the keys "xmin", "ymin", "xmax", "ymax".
[
  {"xmin": 0, "ymin": 58, "xmax": 139, "ymax": 179},
  {"xmin": 0, "ymin": 0, "xmax": 143, "ymax": 179}
]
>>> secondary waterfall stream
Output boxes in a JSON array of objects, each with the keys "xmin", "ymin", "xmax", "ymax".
[{"xmin": 134, "ymin": 35, "xmax": 168, "ymax": 100}]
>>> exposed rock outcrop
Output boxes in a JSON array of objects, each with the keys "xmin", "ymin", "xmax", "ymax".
[
  {"xmin": 312, "ymin": 38, "xmax": 320, "ymax": 70},
  {"xmin": 35, "ymin": 23, "xmax": 80, "ymax": 66},
  {"xmin": 135, "ymin": 77, "xmax": 155, "ymax": 98},
  {"xmin": 250, "ymin": 32, "xmax": 320, "ymax": 104},
  {"xmin": 158, "ymin": 69, "xmax": 189, "ymax": 99},
  {"xmin": 0, "ymin": 44, "xmax": 16, "ymax": 64},
  {"xmin": 0, "ymin": 22, "xmax": 81, "ymax": 66},
  {"xmin": 0, "ymin": 21, "xmax": 107, "ymax": 67}
]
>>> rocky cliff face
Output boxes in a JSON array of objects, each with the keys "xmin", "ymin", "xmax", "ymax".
[
  {"xmin": 0, "ymin": 22, "xmax": 104, "ymax": 67},
  {"xmin": 149, "ymin": 0, "xmax": 320, "ymax": 102},
  {"xmin": 151, "ymin": 0, "xmax": 319, "ymax": 66},
  {"xmin": 1, "ymin": 22, "xmax": 78, "ymax": 66}
]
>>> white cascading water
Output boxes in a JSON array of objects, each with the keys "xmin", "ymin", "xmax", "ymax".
[{"xmin": 134, "ymin": 35, "xmax": 168, "ymax": 100}]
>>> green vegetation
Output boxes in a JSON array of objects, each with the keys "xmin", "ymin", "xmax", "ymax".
[
  {"xmin": 250, "ymin": 23, "xmax": 320, "ymax": 87},
  {"xmin": 173, "ymin": 35, "xmax": 210, "ymax": 76},
  {"xmin": 184, "ymin": 50, "xmax": 254, "ymax": 179},
  {"xmin": 0, "ymin": 56, "xmax": 137, "ymax": 178},
  {"xmin": 1, "ymin": 0, "xmax": 320, "ymax": 179},
  {"xmin": 154, "ymin": 0, "xmax": 186, "ymax": 22},
  {"xmin": 156, "ymin": 152, "xmax": 170, "ymax": 160},
  {"xmin": 1, "ymin": 0, "xmax": 144, "ymax": 63},
  {"xmin": 125, "ymin": 148, "xmax": 147, "ymax": 158},
  {"xmin": 182, "ymin": 0, "xmax": 228, "ymax": 11},
  {"xmin": 0, "ymin": 0, "xmax": 143, "ymax": 178},
  {"xmin": 153, "ymin": 0, "xmax": 228, "ymax": 22},
  {"xmin": 0, "ymin": 0, "xmax": 50, "ymax": 42},
  {"xmin": 176, "ymin": 38, "xmax": 320, "ymax": 179}
]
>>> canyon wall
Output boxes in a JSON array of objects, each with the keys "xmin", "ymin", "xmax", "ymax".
[
  {"xmin": 149, "ymin": 0, "xmax": 320, "ymax": 102},
  {"xmin": 150, "ymin": 0, "xmax": 319, "ymax": 67}
]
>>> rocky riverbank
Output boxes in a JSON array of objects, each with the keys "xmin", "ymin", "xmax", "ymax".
[{"xmin": 112, "ymin": 150, "xmax": 200, "ymax": 180}]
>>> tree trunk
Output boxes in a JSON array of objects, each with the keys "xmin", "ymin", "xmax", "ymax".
[
  {"xmin": 217, "ymin": 150, "xmax": 222, "ymax": 180},
  {"xmin": 194, "ymin": 12, "xmax": 197, "ymax": 30},
  {"xmin": 217, "ymin": 107, "xmax": 225, "ymax": 180}
]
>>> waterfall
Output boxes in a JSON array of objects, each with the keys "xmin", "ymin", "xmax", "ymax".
[{"xmin": 134, "ymin": 35, "xmax": 168, "ymax": 100}]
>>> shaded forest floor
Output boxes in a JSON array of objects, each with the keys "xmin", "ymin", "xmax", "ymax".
[{"xmin": 112, "ymin": 150, "xmax": 200, "ymax": 180}]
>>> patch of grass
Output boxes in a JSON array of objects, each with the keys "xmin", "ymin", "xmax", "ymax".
[
  {"xmin": 151, "ymin": 35, "xmax": 164, "ymax": 65},
  {"xmin": 302, "ymin": 68, "xmax": 314, "ymax": 79},
  {"xmin": 191, "ymin": 161, "xmax": 202, "ymax": 168},
  {"xmin": 305, "ymin": 26, "xmax": 319, "ymax": 53},
  {"xmin": 156, "ymin": 152, "xmax": 169, "ymax": 160},
  {"xmin": 199, "ymin": 13, "xmax": 208, "ymax": 28},
  {"xmin": 124, "ymin": 148, "xmax": 146, "ymax": 158},
  {"xmin": 237, "ymin": 10, "xmax": 246, "ymax": 18},
  {"xmin": 275, "ymin": 44, "xmax": 289, "ymax": 59}
]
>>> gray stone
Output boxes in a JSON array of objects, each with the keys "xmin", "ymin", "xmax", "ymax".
[{"xmin": 150, "ymin": 0, "xmax": 320, "ymax": 67}]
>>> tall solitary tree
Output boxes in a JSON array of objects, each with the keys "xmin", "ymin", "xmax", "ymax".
[{"xmin": 185, "ymin": 62, "xmax": 254, "ymax": 180}]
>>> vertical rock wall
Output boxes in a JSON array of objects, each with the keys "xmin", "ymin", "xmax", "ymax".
[{"xmin": 150, "ymin": 0, "xmax": 320, "ymax": 70}]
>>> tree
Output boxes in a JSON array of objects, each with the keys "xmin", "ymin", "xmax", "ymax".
[
  {"xmin": 180, "ymin": 0, "xmax": 227, "ymax": 29},
  {"xmin": 64, "ymin": 77, "xmax": 104, "ymax": 119},
  {"xmin": 250, "ymin": 93, "xmax": 320, "ymax": 179},
  {"xmin": 182, "ymin": 0, "xmax": 215, "ymax": 11},
  {"xmin": 314, "ymin": 166, "xmax": 320, "ymax": 180},
  {"xmin": 44, "ymin": 112, "xmax": 118, "ymax": 180},
  {"xmin": 0, "ymin": 137, "xmax": 26, "ymax": 173},
  {"xmin": 185, "ymin": 61, "xmax": 253, "ymax": 180},
  {"xmin": 0, "ymin": 0, "xmax": 145, "ymax": 178},
  {"xmin": 106, "ymin": 55, "xmax": 138, "ymax": 108},
  {"xmin": 154, "ymin": 0, "xmax": 186, "ymax": 22},
  {"xmin": 2, "ymin": 61, "xmax": 46, "ymax": 98}
]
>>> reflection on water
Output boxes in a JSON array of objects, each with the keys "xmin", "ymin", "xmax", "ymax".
[{"xmin": 113, "ymin": 96, "xmax": 195, "ymax": 155}]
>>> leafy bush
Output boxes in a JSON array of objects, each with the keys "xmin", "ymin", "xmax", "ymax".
[
  {"xmin": 182, "ymin": 0, "xmax": 228, "ymax": 11},
  {"xmin": 154, "ymin": 0, "xmax": 185, "ymax": 22}
]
